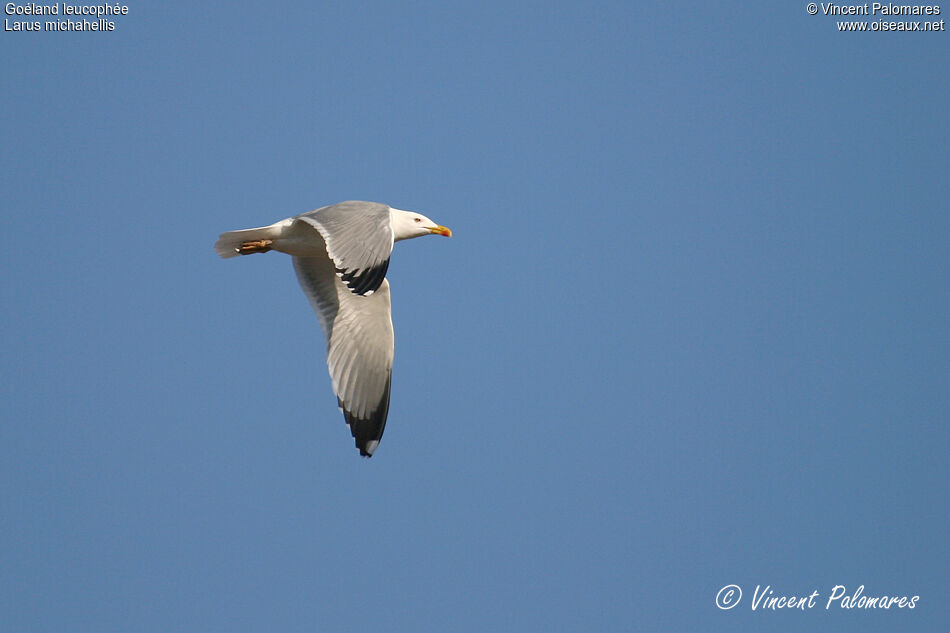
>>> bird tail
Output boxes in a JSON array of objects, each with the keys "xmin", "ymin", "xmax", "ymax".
[{"xmin": 214, "ymin": 224, "xmax": 283, "ymax": 259}]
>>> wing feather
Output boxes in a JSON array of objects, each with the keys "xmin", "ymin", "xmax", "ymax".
[
  {"xmin": 295, "ymin": 201, "xmax": 394, "ymax": 296},
  {"xmin": 293, "ymin": 254, "xmax": 394, "ymax": 457}
]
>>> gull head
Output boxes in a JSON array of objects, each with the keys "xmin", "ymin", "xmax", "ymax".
[{"xmin": 391, "ymin": 208, "xmax": 453, "ymax": 242}]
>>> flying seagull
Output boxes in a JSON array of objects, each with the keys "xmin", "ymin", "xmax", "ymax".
[{"xmin": 215, "ymin": 201, "xmax": 452, "ymax": 457}]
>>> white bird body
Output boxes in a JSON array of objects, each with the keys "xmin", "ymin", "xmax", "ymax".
[{"xmin": 215, "ymin": 201, "xmax": 451, "ymax": 457}]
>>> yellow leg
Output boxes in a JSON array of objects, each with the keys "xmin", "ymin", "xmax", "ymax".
[{"xmin": 237, "ymin": 239, "xmax": 273, "ymax": 255}]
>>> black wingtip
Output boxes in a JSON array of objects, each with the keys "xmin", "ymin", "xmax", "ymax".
[
  {"xmin": 336, "ymin": 259, "xmax": 390, "ymax": 296},
  {"xmin": 339, "ymin": 375, "xmax": 392, "ymax": 458}
]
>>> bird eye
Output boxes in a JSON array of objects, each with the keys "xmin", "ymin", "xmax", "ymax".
[{"xmin": 414, "ymin": 217, "xmax": 422, "ymax": 223}]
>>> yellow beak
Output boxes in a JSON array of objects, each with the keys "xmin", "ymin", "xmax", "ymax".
[{"xmin": 428, "ymin": 225, "xmax": 453, "ymax": 237}]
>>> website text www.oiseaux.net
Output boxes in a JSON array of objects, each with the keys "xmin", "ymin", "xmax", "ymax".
[{"xmin": 811, "ymin": 3, "xmax": 946, "ymax": 31}]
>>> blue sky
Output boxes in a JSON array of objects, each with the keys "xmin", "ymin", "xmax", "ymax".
[{"xmin": 2, "ymin": 2, "xmax": 948, "ymax": 631}]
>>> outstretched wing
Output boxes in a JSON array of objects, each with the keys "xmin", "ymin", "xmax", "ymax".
[
  {"xmin": 295, "ymin": 201, "xmax": 393, "ymax": 296},
  {"xmin": 293, "ymin": 254, "xmax": 394, "ymax": 457}
]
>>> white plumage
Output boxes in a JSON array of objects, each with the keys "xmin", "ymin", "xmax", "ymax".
[{"xmin": 215, "ymin": 201, "xmax": 452, "ymax": 457}]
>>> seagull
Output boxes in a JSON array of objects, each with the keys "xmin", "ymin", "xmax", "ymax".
[{"xmin": 215, "ymin": 201, "xmax": 452, "ymax": 457}]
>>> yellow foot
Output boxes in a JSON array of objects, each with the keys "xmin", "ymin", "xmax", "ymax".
[{"xmin": 237, "ymin": 239, "xmax": 273, "ymax": 255}]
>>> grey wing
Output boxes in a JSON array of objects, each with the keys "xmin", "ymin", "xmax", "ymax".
[
  {"xmin": 293, "ymin": 255, "xmax": 394, "ymax": 457},
  {"xmin": 295, "ymin": 201, "xmax": 394, "ymax": 296}
]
